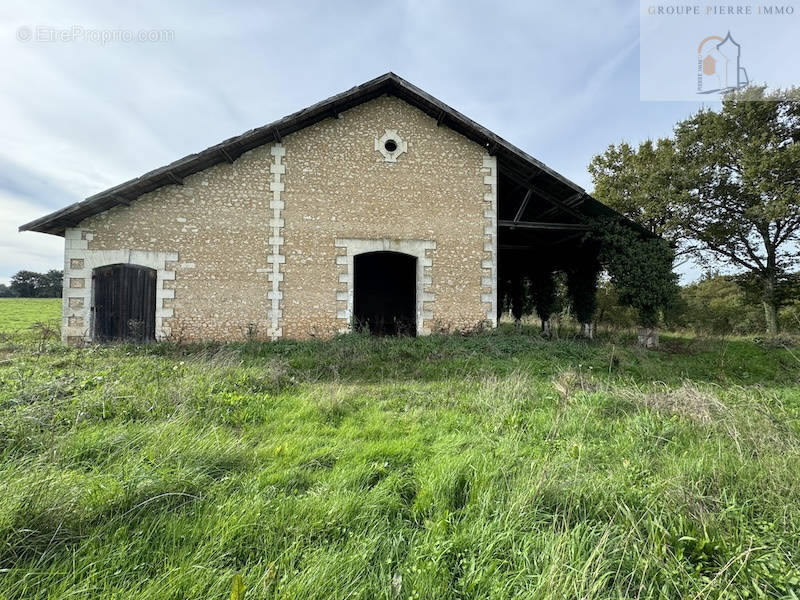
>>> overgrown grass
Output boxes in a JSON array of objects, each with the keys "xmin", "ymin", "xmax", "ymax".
[{"xmin": 1, "ymin": 301, "xmax": 799, "ymax": 598}]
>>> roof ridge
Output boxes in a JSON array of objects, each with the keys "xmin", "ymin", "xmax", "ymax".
[{"xmin": 20, "ymin": 72, "xmax": 586, "ymax": 235}]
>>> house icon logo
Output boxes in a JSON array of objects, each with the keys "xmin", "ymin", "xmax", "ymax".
[{"xmin": 697, "ymin": 32, "xmax": 749, "ymax": 95}]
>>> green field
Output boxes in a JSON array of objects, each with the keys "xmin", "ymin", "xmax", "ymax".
[
  {"xmin": 1, "ymin": 300, "xmax": 799, "ymax": 599},
  {"xmin": 0, "ymin": 298, "xmax": 61, "ymax": 332}
]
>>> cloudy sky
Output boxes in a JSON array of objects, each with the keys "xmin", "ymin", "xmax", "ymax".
[{"xmin": 0, "ymin": 0, "xmax": 717, "ymax": 284}]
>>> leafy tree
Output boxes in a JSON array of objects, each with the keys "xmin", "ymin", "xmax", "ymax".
[
  {"xmin": 680, "ymin": 273, "xmax": 762, "ymax": 334},
  {"xmin": 9, "ymin": 271, "xmax": 40, "ymax": 297},
  {"xmin": 9, "ymin": 270, "xmax": 63, "ymax": 298},
  {"xmin": 734, "ymin": 270, "xmax": 800, "ymax": 321},
  {"xmin": 675, "ymin": 87, "xmax": 800, "ymax": 335},
  {"xmin": 39, "ymin": 269, "xmax": 64, "ymax": 297},
  {"xmin": 782, "ymin": 297, "xmax": 800, "ymax": 332},
  {"xmin": 596, "ymin": 220, "xmax": 679, "ymax": 329},
  {"xmin": 0, "ymin": 283, "xmax": 14, "ymax": 298},
  {"xmin": 590, "ymin": 86, "xmax": 800, "ymax": 336},
  {"xmin": 589, "ymin": 138, "xmax": 686, "ymax": 245}
]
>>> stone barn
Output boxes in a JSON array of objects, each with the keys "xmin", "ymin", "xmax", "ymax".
[{"xmin": 21, "ymin": 73, "xmax": 626, "ymax": 344}]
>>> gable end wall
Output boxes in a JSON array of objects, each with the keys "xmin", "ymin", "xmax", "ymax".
[{"xmin": 68, "ymin": 96, "xmax": 494, "ymax": 342}]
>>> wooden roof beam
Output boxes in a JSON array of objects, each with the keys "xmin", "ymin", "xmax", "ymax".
[
  {"xmin": 513, "ymin": 189, "xmax": 534, "ymax": 223},
  {"xmin": 499, "ymin": 163, "xmax": 542, "ymax": 187},
  {"xmin": 498, "ymin": 220, "xmax": 592, "ymax": 231},
  {"xmin": 528, "ymin": 189, "xmax": 586, "ymax": 223},
  {"xmin": 537, "ymin": 192, "xmax": 584, "ymax": 219},
  {"xmin": 501, "ymin": 166, "xmax": 587, "ymax": 223}
]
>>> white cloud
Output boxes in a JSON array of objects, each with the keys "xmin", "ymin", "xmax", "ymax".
[{"xmin": 0, "ymin": 191, "xmax": 63, "ymax": 283}]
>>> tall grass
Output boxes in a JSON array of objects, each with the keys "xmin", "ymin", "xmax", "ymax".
[{"xmin": 0, "ymin": 321, "xmax": 799, "ymax": 598}]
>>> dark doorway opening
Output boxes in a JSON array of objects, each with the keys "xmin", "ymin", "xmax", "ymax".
[
  {"xmin": 353, "ymin": 251, "xmax": 416, "ymax": 336},
  {"xmin": 93, "ymin": 264, "xmax": 157, "ymax": 342}
]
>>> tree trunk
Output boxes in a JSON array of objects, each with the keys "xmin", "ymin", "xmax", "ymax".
[
  {"xmin": 637, "ymin": 327, "xmax": 659, "ymax": 349},
  {"xmin": 580, "ymin": 322, "xmax": 594, "ymax": 339},
  {"xmin": 763, "ymin": 300, "xmax": 779, "ymax": 337},
  {"xmin": 763, "ymin": 270, "xmax": 779, "ymax": 337},
  {"xmin": 541, "ymin": 319, "xmax": 551, "ymax": 337}
]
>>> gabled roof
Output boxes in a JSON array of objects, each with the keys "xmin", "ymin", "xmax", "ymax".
[{"xmin": 20, "ymin": 72, "xmax": 608, "ymax": 236}]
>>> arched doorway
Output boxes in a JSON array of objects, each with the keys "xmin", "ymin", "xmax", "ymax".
[
  {"xmin": 93, "ymin": 264, "xmax": 157, "ymax": 342},
  {"xmin": 353, "ymin": 251, "xmax": 416, "ymax": 336}
]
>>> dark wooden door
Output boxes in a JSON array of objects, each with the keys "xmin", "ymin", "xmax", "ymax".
[{"xmin": 93, "ymin": 264, "xmax": 156, "ymax": 342}]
